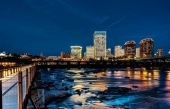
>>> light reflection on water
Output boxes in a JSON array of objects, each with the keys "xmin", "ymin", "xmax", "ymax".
[{"xmin": 42, "ymin": 69, "xmax": 170, "ymax": 109}]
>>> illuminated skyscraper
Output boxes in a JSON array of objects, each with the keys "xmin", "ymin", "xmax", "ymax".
[
  {"xmin": 140, "ymin": 38, "xmax": 154, "ymax": 58},
  {"xmin": 86, "ymin": 46, "xmax": 94, "ymax": 60},
  {"xmin": 124, "ymin": 40, "xmax": 136, "ymax": 59},
  {"xmin": 71, "ymin": 46, "xmax": 82, "ymax": 59},
  {"xmin": 94, "ymin": 31, "xmax": 106, "ymax": 59}
]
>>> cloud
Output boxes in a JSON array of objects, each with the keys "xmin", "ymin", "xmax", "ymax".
[
  {"xmin": 106, "ymin": 15, "xmax": 127, "ymax": 30},
  {"xmin": 55, "ymin": 0, "xmax": 109, "ymax": 24},
  {"xmin": 152, "ymin": 30, "xmax": 170, "ymax": 37},
  {"xmin": 121, "ymin": 30, "xmax": 170, "ymax": 38}
]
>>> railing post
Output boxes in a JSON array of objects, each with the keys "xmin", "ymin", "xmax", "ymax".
[
  {"xmin": 29, "ymin": 67, "xmax": 32, "ymax": 85},
  {"xmin": 32, "ymin": 66, "xmax": 35, "ymax": 79},
  {"xmin": 26, "ymin": 69, "xmax": 29, "ymax": 94},
  {"xmin": 33, "ymin": 66, "xmax": 36, "ymax": 77},
  {"xmin": 0, "ymin": 80, "xmax": 2, "ymax": 109},
  {"xmin": 18, "ymin": 71, "xmax": 23, "ymax": 109}
]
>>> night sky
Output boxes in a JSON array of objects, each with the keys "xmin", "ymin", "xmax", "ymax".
[{"xmin": 0, "ymin": 0, "xmax": 170, "ymax": 56}]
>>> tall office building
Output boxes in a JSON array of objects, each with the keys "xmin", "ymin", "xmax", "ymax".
[
  {"xmin": 71, "ymin": 46, "xmax": 82, "ymax": 59},
  {"xmin": 114, "ymin": 46, "xmax": 124, "ymax": 57},
  {"xmin": 136, "ymin": 48, "xmax": 140, "ymax": 58},
  {"xmin": 86, "ymin": 46, "xmax": 94, "ymax": 60},
  {"xmin": 124, "ymin": 40, "xmax": 136, "ymax": 59},
  {"xmin": 94, "ymin": 31, "xmax": 106, "ymax": 59},
  {"xmin": 140, "ymin": 38, "xmax": 154, "ymax": 58},
  {"xmin": 157, "ymin": 48, "xmax": 163, "ymax": 57}
]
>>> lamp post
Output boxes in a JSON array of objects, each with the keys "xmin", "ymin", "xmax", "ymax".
[{"xmin": 154, "ymin": 53, "xmax": 157, "ymax": 57}]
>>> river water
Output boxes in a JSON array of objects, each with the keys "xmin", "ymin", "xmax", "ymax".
[{"xmin": 41, "ymin": 68, "xmax": 170, "ymax": 109}]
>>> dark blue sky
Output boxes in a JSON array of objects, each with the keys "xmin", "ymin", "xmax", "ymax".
[{"xmin": 0, "ymin": 0, "xmax": 170, "ymax": 56}]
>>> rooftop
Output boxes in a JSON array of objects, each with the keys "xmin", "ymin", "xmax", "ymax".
[
  {"xmin": 124, "ymin": 40, "xmax": 136, "ymax": 45},
  {"xmin": 70, "ymin": 46, "xmax": 82, "ymax": 49},
  {"xmin": 94, "ymin": 31, "xmax": 106, "ymax": 34}
]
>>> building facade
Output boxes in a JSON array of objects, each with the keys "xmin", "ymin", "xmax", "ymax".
[
  {"xmin": 124, "ymin": 40, "xmax": 136, "ymax": 59},
  {"xmin": 94, "ymin": 31, "xmax": 106, "ymax": 59},
  {"xmin": 106, "ymin": 48, "xmax": 111, "ymax": 58},
  {"xmin": 136, "ymin": 48, "xmax": 140, "ymax": 58},
  {"xmin": 71, "ymin": 46, "xmax": 82, "ymax": 59},
  {"xmin": 157, "ymin": 48, "xmax": 163, "ymax": 57},
  {"xmin": 86, "ymin": 46, "xmax": 94, "ymax": 60},
  {"xmin": 114, "ymin": 46, "xmax": 124, "ymax": 57},
  {"xmin": 60, "ymin": 52, "xmax": 71, "ymax": 59},
  {"xmin": 140, "ymin": 38, "xmax": 154, "ymax": 58}
]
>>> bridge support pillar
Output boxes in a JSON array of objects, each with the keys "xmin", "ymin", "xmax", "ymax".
[
  {"xmin": 67, "ymin": 62, "xmax": 70, "ymax": 70},
  {"xmin": 18, "ymin": 71, "xmax": 23, "ymax": 109},
  {"xmin": 78, "ymin": 62, "xmax": 81, "ymax": 69},
  {"xmin": 10, "ymin": 69, "xmax": 12, "ymax": 75}
]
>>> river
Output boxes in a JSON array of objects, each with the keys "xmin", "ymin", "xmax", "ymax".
[{"xmin": 40, "ymin": 68, "xmax": 170, "ymax": 109}]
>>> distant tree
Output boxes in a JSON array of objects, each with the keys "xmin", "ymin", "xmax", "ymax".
[
  {"xmin": 33, "ymin": 55, "xmax": 41, "ymax": 58},
  {"xmin": 12, "ymin": 53, "xmax": 20, "ymax": 58}
]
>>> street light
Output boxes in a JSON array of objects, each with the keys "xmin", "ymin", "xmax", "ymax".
[
  {"xmin": 154, "ymin": 53, "xmax": 156, "ymax": 57},
  {"xmin": 169, "ymin": 51, "xmax": 170, "ymax": 55}
]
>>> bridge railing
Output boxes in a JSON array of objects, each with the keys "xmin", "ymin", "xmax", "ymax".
[{"xmin": 0, "ymin": 65, "xmax": 36, "ymax": 109}]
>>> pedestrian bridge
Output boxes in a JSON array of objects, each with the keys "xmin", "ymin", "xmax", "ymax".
[{"xmin": 0, "ymin": 65, "xmax": 37, "ymax": 109}]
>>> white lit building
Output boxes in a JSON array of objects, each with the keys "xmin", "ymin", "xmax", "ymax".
[
  {"xmin": 94, "ymin": 31, "xmax": 106, "ymax": 59},
  {"xmin": 20, "ymin": 53, "xmax": 31, "ymax": 59},
  {"xmin": 86, "ymin": 46, "xmax": 94, "ymax": 60},
  {"xmin": 120, "ymin": 49, "xmax": 124, "ymax": 57},
  {"xmin": 0, "ymin": 51, "xmax": 7, "ymax": 57},
  {"xmin": 71, "ymin": 46, "xmax": 82, "ymax": 59},
  {"xmin": 114, "ymin": 46, "xmax": 124, "ymax": 57},
  {"xmin": 136, "ymin": 48, "xmax": 140, "ymax": 58}
]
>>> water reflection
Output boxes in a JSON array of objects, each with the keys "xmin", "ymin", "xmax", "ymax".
[{"xmin": 42, "ymin": 69, "xmax": 170, "ymax": 109}]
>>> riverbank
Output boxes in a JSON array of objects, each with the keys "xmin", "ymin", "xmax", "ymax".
[{"xmin": 26, "ymin": 70, "xmax": 73, "ymax": 109}]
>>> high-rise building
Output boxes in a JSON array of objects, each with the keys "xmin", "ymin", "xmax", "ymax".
[
  {"xmin": 157, "ymin": 48, "xmax": 163, "ymax": 57},
  {"xmin": 94, "ymin": 31, "xmax": 106, "ymax": 59},
  {"xmin": 86, "ymin": 46, "xmax": 94, "ymax": 60},
  {"xmin": 136, "ymin": 48, "xmax": 140, "ymax": 58},
  {"xmin": 140, "ymin": 38, "xmax": 154, "ymax": 58},
  {"xmin": 124, "ymin": 40, "xmax": 136, "ymax": 59},
  {"xmin": 114, "ymin": 46, "xmax": 124, "ymax": 57},
  {"xmin": 106, "ymin": 48, "xmax": 111, "ymax": 58},
  {"xmin": 71, "ymin": 46, "xmax": 82, "ymax": 59}
]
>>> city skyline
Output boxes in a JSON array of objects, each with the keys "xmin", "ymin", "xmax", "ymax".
[{"xmin": 0, "ymin": 0, "xmax": 170, "ymax": 55}]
